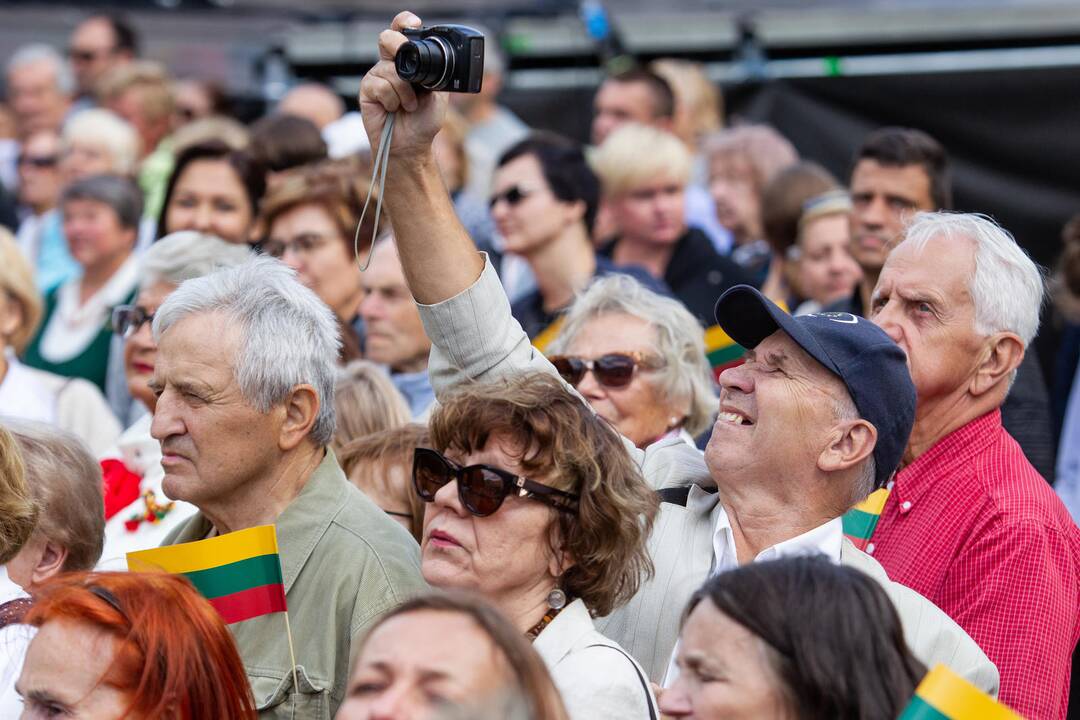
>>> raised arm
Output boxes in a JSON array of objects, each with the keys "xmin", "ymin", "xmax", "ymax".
[
  {"xmin": 358, "ymin": 11, "xmax": 562, "ymax": 394},
  {"xmin": 358, "ymin": 10, "xmax": 483, "ymax": 304},
  {"xmin": 358, "ymin": 12, "xmax": 652, "ymax": 471}
]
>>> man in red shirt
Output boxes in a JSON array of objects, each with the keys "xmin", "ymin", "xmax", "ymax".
[{"xmin": 869, "ymin": 211, "xmax": 1080, "ymax": 718}]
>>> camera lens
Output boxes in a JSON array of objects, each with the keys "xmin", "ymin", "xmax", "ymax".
[
  {"xmin": 396, "ymin": 44, "xmax": 420, "ymax": 77},
  {"xmin": 395, "ymin": 36, "xmax": 455, "ymax": 90}
]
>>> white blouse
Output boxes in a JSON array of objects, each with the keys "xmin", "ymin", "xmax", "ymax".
[
  {"xmin": 38, "ymin": 255, "xmax": 137, "ymax": 364},
  {"xmin": 534, "ymin": 599, "xmax": 657, "ymax": 720}
]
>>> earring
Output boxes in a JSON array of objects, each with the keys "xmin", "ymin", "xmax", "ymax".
[{"xmin": 546, "ymin": 587, "xmax": 567, "ymax": 611}]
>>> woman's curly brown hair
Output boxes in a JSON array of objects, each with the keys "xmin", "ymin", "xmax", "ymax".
[{"xmin": 429, "ymin": 372, "xmax": 659, "ymax": 617}]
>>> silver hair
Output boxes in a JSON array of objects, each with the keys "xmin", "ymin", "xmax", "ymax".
[
  {"xmin": 138, "ymin": 232, "xmax": 253, "ymax": 288},
  {"xmin": 900, "ymin": 212, "xmax": 1044, "ymax": 347},
  {"xmin": 549, "ymin": 273, "xmax": 717, "ymax": 437},
  {"xmin": 62, "ymin": 109, "xmax": 141, "ymax": 175},
  {"xmin": 152, "ymin": 256, "xmax": 341, "ymax": 445},
  {"xmin": 6, "ymin": 44, "xmax": 74, "ymax": 95}
]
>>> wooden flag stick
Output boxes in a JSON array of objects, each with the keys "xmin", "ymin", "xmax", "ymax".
[{"xmin": 283, "ymin": 609, "xmax": 299, "ymax": 693}]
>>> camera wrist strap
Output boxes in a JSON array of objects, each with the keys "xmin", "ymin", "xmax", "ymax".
[{"xmin": 354, "ymin": 111, "xmax": 397, "ymax": 271}]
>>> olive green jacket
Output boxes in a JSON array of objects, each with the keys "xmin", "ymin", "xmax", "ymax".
[{"xmin": 163, "ymin": 448, "xmax": 426, "ymax": 718}]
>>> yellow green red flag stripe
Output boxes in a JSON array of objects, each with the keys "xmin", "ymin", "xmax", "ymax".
[
  {"xmin": 842, "ymin": 487, "xmax": 891, "ymax": 551},
  {"xmin": 898, "ymin": 665, "xmax": 1022, "ymax": 720},
  {"xmin": 704, "ymin": 324, "xmax": 745, "ymax": 380},
  {"xmin": 533, "ymin": 315, "xmax": 565, "ymax": 354},
  {"xmin": 704, "ymin": 299, "xmax": 789, "ymax": 380},
  {"xmin": 127, "ymin": 524, "xmax": 286, "ymax": 624}
]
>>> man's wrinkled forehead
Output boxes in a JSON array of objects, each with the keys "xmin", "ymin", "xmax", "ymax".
[
  {"xmin": 156, "ymin": 309, "xmax": 242, "ymax": 368},
  {"xmin": 748, "ymin": 328, "xmax": 849, "ymax": 395}
]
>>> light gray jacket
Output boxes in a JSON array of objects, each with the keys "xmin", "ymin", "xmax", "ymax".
[
  {"xmin": 418, "ymin": 257, "xmax": 999, "ymax": 696},
  {"xmin": 534, "ymin": 599, "xmax": 658, "ymax": 720}
]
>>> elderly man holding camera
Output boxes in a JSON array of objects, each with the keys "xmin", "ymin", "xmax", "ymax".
[
  {"xmin": 150, "ymin": 257, "xmax": 425, "ymax": 718},
  {"xmin": 359, "ymin": 9, "xmax": 996, "ymax": 694}
]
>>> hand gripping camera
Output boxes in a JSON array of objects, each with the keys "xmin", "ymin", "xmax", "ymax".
[{"xmin": 394, "ymin": 25, "xmax": 485, "ymax": 93}]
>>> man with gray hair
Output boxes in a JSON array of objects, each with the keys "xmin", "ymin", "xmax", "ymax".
[
  {"xmin": 5, "ymin": 45, "xmax": 72, "ymax": 138},
  {"xmin": 867, "ymin": 212, "xmax": 1080, "ymax": 719},
  {"xmin": 151, "ymin": 256, "xmax": 425, "ymax": 717}
]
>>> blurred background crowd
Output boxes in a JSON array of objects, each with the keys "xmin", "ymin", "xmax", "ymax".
[{"xmin": 0, "ymin": 1, "xmax": 1077, "ymax": 719}]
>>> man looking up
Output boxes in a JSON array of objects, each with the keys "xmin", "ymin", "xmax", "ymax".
[
  {"xmin": 151, "ymin": 257, "xmax": 424, "ymax": 717},
  {"xmin": 357, "ymin": 9, "xmax": 996, "ymax": 693},
  {"xmin": 868, "ymin": 212, "xmax": 1079, "ymax": 719}
]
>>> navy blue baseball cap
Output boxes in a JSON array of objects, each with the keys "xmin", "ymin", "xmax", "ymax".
[{"xmin": 713, "ymin": 285, "xmax": 916, "ymax": 489}]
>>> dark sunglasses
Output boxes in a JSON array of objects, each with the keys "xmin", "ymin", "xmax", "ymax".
[
  {"xmin": 413, "ymin": 447, "xmax": 579, "ymax": 517},
  {"xmin": 17, "ymin": 154, "xmax": 58, "ymax": 169},
  {"xmin": 550, "ymin": 352, "xmax": 661, "ymax": 390},
  {"xmin": 488, "ymin": 185, "xmax": 534, "ymax": 210},
  {"xmin": 112, "ymin": 304, "xmax": 154, "ymax": 339}
]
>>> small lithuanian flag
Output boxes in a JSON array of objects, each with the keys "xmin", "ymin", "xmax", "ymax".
[
  {"xmin": 127, "ymin": 524, "xmax": 287, "ymax": 624},
  {"xmin": 704, "ymin": 324, "xmax": 745, "ymax": 380},
  {"xmin": 842, "ymin": 487, "xmax": 891, "ymax": 551},
  {"xmin": 899, "ymin": 664, "xmax": 1021, "ymax": 719}
]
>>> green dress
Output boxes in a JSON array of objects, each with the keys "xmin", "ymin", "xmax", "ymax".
[{"xmin": 22, "ymin": 285, "xmax": 135, "ymax": 394}]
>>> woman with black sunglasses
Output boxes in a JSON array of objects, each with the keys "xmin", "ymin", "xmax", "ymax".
[
  {"xmin": 547, "ymin": 273, "xmax": 717, "ymax": 450},
  {"xmin": 414, "ymin": 372, "xmax": 661, "ymax": 720}
]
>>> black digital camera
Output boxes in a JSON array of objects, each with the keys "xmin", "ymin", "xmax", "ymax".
[{"xmin": 394, "ymin": 24, "xmax": 485, "ymax": 93}]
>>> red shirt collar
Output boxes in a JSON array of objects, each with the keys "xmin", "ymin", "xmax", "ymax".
[{"xmin": 893, "ymin": 409, "xmax": 1003, "ymax": 509}]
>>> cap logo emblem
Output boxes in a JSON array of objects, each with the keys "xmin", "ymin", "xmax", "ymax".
[{"xmin": 810, "ymin": 312, "xmax": 859, "ymax": 324}]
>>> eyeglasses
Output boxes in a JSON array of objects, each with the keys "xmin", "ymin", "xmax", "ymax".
[
  {"xmin": 549, "ymin": 352, "xmax": 662, "ymax": 390},
  {"xmin": 17, "ymin": 154, "xmax": 59, "ymax": 169},
  {"xmin": 488, "ymin": 185, "xmax": 536, "ymax": 210},
  {"xmin": 413, "ymin": 447, "xmax": 579, "ymax": 517},
  {"xmin": 260, "ymin": 233, "xmax": 334, "ymax": 259},
  {"xmin": 112, "ymin": 305, "xmax": 154, "ymax": 339}
]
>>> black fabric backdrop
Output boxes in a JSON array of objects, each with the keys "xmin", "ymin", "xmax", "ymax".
[
  {"xmin": 503, "ymin": 62, "xmax": 1080, "ymax": 391},
  {"xmin": 506, "ymin": 63, "xmax": 1080, "ymax": 271}
]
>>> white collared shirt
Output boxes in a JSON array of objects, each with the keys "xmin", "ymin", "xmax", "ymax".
[
  {"xmin": 662, "ymin": 509, "xmax": 844, "ymax": 686},
  {"xmin": 39, "ymin": 254, "xmax": 137, "ymax": 363},
  {"xmin": 710, "ymin": 505, "xmax": 843, "ymax": 574}
]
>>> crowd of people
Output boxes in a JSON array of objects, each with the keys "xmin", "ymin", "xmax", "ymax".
[{"xmin": 0, "ymin": 8, "xmax": 1077, "ymax": 720}]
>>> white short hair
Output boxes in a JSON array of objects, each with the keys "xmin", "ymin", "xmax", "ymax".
[
  {"xmin": 549, "ymin": 273, "xmax": 717, "ymax": 437},
  {"xmin": 62, "ymin": 109, "xmax": 141, "ymax": 175},
  {"xmin": 139, "ymin": 232, "xmax": 253, "ymax": 288},
  {"xmin": 900, "ymin": 212, "xmax": 1044, "ymax": 347},
  {"xmin": 152, "ymin": 256, "xmax": 341, "ymax": 445},
  {"xmin": 6, "ymin": 44, "xmax": 73, "ymax": 95}
]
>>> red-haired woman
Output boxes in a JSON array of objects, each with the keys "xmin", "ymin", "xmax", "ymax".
[{"xmin": 15, "ymin": 571, "xmax": 256, "ymax": 719}]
